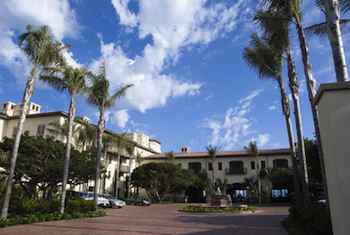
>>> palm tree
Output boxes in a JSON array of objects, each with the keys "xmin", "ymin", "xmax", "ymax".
[
  {"xmin": 104, "ymin": 133, "xmax": 135, "ymax": 197},
  {"xmin": 206, "ymin": 145, "xmax": 218, "ymax": 194},
  {"xmin": 263, "ymin": 0, "xmax": 327, "ymax": 206},
  {"xmin": 86, "ymin": 64, "xmax": 133, "ymax": 209},
  {"xmin": 244, "ymin": 141, "xmax": 263, "ymax": 204},
  {"xmin": 41, "ymin": 65, "xmax": 88, "ymax": 214},
  {"xmin": 306, "ymin": 0, "xmax": 350, "ymax": 82},
  {"xmin": 77, "ymin": 120, "xmax": 97, "ymax": 151},
  {"xmin": 243, "ymin": 34, "xmax": 302, "ymax": 208},
  {"xmin": 1, "ymin": 25, "xmax": 64, "ymax": 219}
]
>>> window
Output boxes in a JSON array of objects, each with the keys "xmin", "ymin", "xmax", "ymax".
[
  {"xmin": 208, "ymin": 162, "xmax": 213, "ymax": 171},
  {"xmin": 261, "ymin": 160, "xmax": 266, "ymax": 169},
  {"xmin": 188, "ymin": 162, "xmax": 202, "ymax": 174},
  {"xmin": 228, "ymin": 161, "xmax": 245, "ymax": 174},
  {"xmin": 36, "ymin": 124, "xmax": 46, "ymax": 137},
  {"xmin": 250, "ymin": 161, "xmax": 255, "ymax": 170},
  {"xmin": 272, "ymin": 189, "xmax": 289, "ymax": 198},
  {"xmin": 218, "ymin": 162, "xmax": 222, "ymax": 171},
  {"xmin": 273, "ymin": 159, "xmax": 288, "ymax": 168}
]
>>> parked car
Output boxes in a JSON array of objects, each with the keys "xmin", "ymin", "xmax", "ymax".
[
  {"xmin": 126, "ymin": 197, "xmax": 151, "ymax": 206},
  {"xmin": 68, "ymin": 191, "xmax": 111, "ymax": 208},
  {"xmin": 103, "ymin": 195, "xmax": 126, "ymax": 208}
]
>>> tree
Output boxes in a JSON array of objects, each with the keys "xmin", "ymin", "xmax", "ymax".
[
  {"xmin": 254, "ymin": 8, "xmax": 311, "ymax": 206},
  {"xmin": 262, "ymin": 0, "xmax": 327, "ymax": 206},
  {"xmin": 131, "ymin": 162, "xmax": 195, "ymax": 202},
  {"xmin": 41, "ymin": 65, "xmax": 89, "ymax": 214},
  {"xmin": 86, "ymin": 63, "xmax": 133, "ymax": 209},
  {"xmin": 306, "ymin": 0, "xmax": 350, "ymax": 82},
  {"xmin": 244, "ymin": 141, "xmax": 263, "ymax": 204},
  {"xmin": 206, "ymin": 145, "xmax": 218, "ymax": 195},
  {"xmin": 0, "ymin": 135, "xmax": 96, "ymax": 202},
  {"xmin": 103, "ymin": 133, "xmax": 135, "ymax": 197},
  {"xmin": 1, "ymin": 25, "xmax": 64, "ymax": 219},
  {"xmin": 243, "ymin": 33, "xmax": 302, "ymax": 207}
]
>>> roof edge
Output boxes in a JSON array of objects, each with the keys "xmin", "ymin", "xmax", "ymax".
[{"xmin": 314, "ymin": 81, "xmax": 350, "ymax": 105}]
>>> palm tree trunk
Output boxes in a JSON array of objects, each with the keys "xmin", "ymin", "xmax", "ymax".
[
  {"xmin": 94, "ymin": 108, "xmax": 105, "ymax": 210},
  {"xmin": 59, "ymin": 95, "xmax": 76, "ymax": 214},
  {"xmin": 115, "ymin": 154, "xmax": 120, "ymax": 197},
  {"xmin": 277, "ymin": 76, "xmax": 303, "ymax": 208},
  {"xmin": 1, "ymin": 67, "xmax": 37, "ymax": 219},
  {"xmin": 286, "ymin": 47, "xmax": 311, "ymax": 206},
  {"xmin": 294, "ymin": 15, "xmax": 330, "ymax": 205},
  {"xmin": 326, "ymin": 0, "xmax": 349, "ymax": 82}
]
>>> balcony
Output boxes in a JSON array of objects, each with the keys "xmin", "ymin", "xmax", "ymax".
[{"xmin": 225, "ymin": 168, "xmax": 247, "ymax": 175}]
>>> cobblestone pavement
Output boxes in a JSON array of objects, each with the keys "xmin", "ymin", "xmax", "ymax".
[{"xmin": 0, "ymin": 204, "xmax": 289, "ymax": 235}]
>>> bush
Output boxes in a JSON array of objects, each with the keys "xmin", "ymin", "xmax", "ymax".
[
  {"xmin": 179, "ymin": 205, "xmax": 255, "ymax": 213},
  {"xmin": 0, "ymin": 210, "xmax": 106, "ymax": 228},
  {"xmin": 282, "ymin": 205, "xmax": 333, "ymax": 235},
  {"xmin": 66, "ymin": 198, "xmax": 95, "ymax": 213}
]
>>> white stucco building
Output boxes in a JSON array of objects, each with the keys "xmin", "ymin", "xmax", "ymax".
[{"xmin": 0, "ymin": 100, "xmax": 292, "ymax": 201}]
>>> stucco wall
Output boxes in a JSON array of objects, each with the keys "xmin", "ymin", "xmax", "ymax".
[
  {"xmin": 142, "ymin": 154, "xmax": 290, "ymax": 185},
  {"xmin": 317, "ymin": 85, "xmax": 350, "ymax": 235}
]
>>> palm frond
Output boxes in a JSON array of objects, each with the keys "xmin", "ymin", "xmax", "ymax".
[
  {"xmin": 305, "ymin": 19, "xmax": 350, "ymax": 37},
  {"xmin": 105, "ymin": 84, "xmax": 133, "ymax": 108}
]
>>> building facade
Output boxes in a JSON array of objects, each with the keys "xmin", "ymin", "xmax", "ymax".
[
  {"xmin": 1, "ymin": 101, "xmax": 292, "ymax": 202},
  {"xmin": 142, "ymin": 147, "xmax": 292, "ymax": 202},
  {"xmin": 0, "ymin": 101, "xmax": 160, "ymax": 198}
]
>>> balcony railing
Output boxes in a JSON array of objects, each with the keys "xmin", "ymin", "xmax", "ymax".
[{"xmin": 225, "ymin": 168, "xmax": 247, "ymax": 175}]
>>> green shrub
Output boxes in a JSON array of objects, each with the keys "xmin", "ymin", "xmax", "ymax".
[
  {"xmin": 66, "ymin": 198, "xmax": 95, "ymax": 213},
  {"xmin": 179, "ymin": 205, "xmax": 255, "ymax": 213},
  {"xmin": 283, "ymin": 205, "xmax": 333, "ymax": 235}
]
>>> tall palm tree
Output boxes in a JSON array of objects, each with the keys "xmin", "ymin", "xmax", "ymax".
[
  {"xmin": 104, "ymin": 133, "xmax": 135, "ymax": 197},
  {"xmin": 77, "ymin": 120, "xmax": 97, "ymax": 151},
  {"xmin": 244, "ymin": 141, "xmax": 263, "ymax": 204},
  {"xmin": 263, "ymin": 0, "xmax": 327, "ymax": 205},
  {"xmin": 306, "ymin": 0, "xmax": 350, "ymax": 82},
  {"xmin": 243, "ymin": 34, "xmax": 302, "ymax": 208},
  {"xmin": 41, "ymin": 65, "xmax": 88, "ymax": 214},
  {"xmin": 206, "ymin": 145, "xmax": 218, "ymax": 194},
  {"xmin": 86, "ymin": 64, "xmax": 133, "ymax": 209},
  {"xmin": 254, "ymin": 10, "xmax": 311, "ymax": 205},
  {"xmin": 1, "ymin": 25, "xmax": 64, "ymax": 219}
]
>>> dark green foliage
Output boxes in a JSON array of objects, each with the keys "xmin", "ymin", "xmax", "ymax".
[
  {"xmin": 179, "ymin": 205, "xmax": 255, "ymax": 213},
  {"xmin": 0, "ymin": 210, "xmax": 105, "ymax": 228},
  {"xmin": 131, "ymin": 162, "xmax": 209, "ymax": 202},
  {"xmin": 304, "ymin": 138, "xmax": 322, "ymax": 183},
  {"xmin": 0, "ymin": 135, "xmax": 97, "ymax": 200},
  {"xmin": 65, "ymin": 198, "xmax": 95, "ymax": 214},
  {"xmin": 282, "ymin": 205, "xmax": 333, "ymax": 235}
]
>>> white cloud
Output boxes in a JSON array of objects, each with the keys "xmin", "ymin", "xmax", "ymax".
[
  {"xmin": 111, "ymin": 0, "xmax": 138, "ymax": 27},
  {"xmin": 203, "ymin": 89, "xmax": 270, "ymax": 150},
  {"xmin": 0, "ymin": 0, "xmax": 79, "ymax": 79},
  {"xmin": 113, "ymin": 109, "xmax": 129, "ymax": 129},
  {"xmin": 98, "ymin": 0, "xmax": 252, "ymax": 112},
  {"xmin": 269, "ymin": 105, "xmax": 277, "ymax": 111},
  {"xmin": 256, "ymin": 134, "xmax": 271, "ymax": 147}
]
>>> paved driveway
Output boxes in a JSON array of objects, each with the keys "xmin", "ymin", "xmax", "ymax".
[{"xmin": 0, "ymin": 204, "xmax": 288, "ymax": 235}]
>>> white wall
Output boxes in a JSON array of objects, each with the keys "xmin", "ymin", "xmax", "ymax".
[
  {"xmin": 142, "ymin": 154, "xmax": 291, "ymax": 185},
  {"xmin": 317, "ymin": 83, "xmax": 350, "ymax": 235}
]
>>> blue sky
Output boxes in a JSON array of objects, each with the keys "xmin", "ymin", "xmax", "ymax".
[{"xmin": 0, "ymin": 0, "xmax": 349, "ymax": 152}]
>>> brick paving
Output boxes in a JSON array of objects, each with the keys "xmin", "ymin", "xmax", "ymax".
[{"xmin": 0, "ymin": 204, "xmax": 288, "ymax": 235}]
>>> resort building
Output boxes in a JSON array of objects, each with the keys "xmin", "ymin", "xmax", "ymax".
[
  {"xmin": 0, "ymin": 101, "xmax": 292, "ymax": 202},
  {"xmin": 142, "ymin": 147, "xmax": 292, "ymax": 202},
  {"xmin": 0, "ymin": 101, "xmax": 160, "ymax": 197}
]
